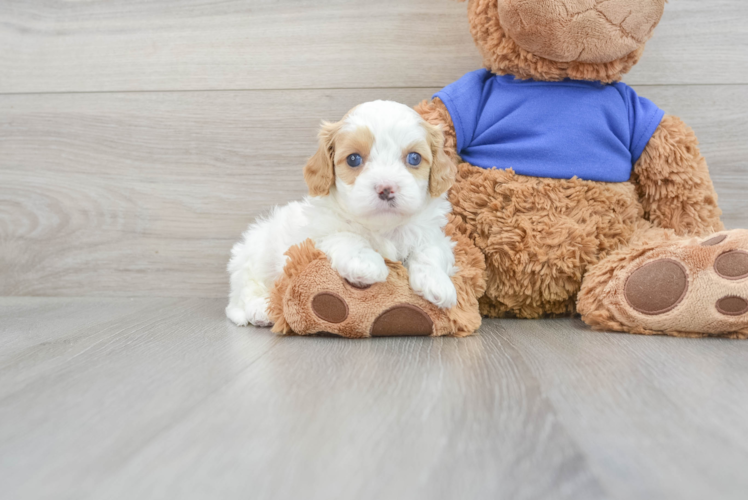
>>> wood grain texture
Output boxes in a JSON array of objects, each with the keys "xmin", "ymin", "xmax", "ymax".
[
  {"xmin": 625, "ymin": 0, "xmax": 748, "ymax": 85},
  {"xmin": 0, "ymin": 88, "xmax": 434, "ymax": 297},
  {"xmin": 2, "ymin": 85, "xmax": 747, "ymax": 297},
  {"xmin": 1, "ymin": 0, "xmax": 747, "ymax": 94},
  {"xmin": 0, "ymin": 0, "xmax": 481, "ymax": 94},
  {"xmin": 485, "ymin": 319, "xmax": 748, "ymax": 500},
  {"xmin": 2, "ymin": 297, "xmax": 748, "ymax": 499}
]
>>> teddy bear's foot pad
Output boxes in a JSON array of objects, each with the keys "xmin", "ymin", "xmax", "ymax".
[
  {"xmin": 311, "ymin": 292, "xmax": 349, "ymax": 324},
  {"xmin": 716, "ymin": 296, "xmax": 748, "ymax": 316},
  {"xmin": 370, "ymin": 305, "xmax": 433, "ymax": 337},
  {"xmin": 714, "ymin": 250, "xmax": 748, "ymax": 279},
  {"xmin": 608, "ymin": 229, "xmax": 748, "ymax": 336},
  {"xmin": 310, "ymin": 292, "xmax": 433, "ymax": 336},
  {"xmin": 624, "ymin": 259, "xmax": 688, "ymax": 315}
]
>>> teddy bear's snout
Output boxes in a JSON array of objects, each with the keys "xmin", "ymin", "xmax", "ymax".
[{"xmin": 496, "ymin": 0, "xmax": 665, "ymax": 64}]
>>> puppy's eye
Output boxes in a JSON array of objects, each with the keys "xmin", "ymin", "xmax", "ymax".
[
  {"xmin": 407, "ymin": 152, "xmax": 422, "ymax": 167},
  {"xmin": 346, "ymin": 154, "xmax": 363, "ymax": 167}
]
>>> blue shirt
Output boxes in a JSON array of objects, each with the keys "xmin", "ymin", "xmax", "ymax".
[{"xmin": 434, "ymin": 69, "xmax": 665, "ymax": 182}]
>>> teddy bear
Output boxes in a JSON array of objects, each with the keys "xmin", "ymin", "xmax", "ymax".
[{"xmin": 269, "ymin": 0, "xmax": 748, "ymax": 339}]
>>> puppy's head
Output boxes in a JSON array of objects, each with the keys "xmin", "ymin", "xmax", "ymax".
[{"xmin": 304, "ymin": 100, "xmax": 456, "ymax": 221}]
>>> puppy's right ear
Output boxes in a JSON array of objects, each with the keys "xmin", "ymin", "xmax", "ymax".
[
  {"xmin": 304, "ymin": 120, "xmax": 342, "ymax": 197},
  {"xmin": 424, "ymin": 121, "xmax": 457, "ymax": 198}
]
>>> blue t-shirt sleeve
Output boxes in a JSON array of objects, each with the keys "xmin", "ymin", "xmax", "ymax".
[
  {"xmin": 433, "ymin": 69, "xmax": 492, "ymax": 155},
  {"xmin": 619, "ymin": 84, "xmax": 665, "ymax": 164}
]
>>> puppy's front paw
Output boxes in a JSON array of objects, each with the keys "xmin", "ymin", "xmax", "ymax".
[
  {"xmin": 335, "ymin": 249, "xmax": 389, "ymax": 287},
  {"xmin": 410, "ymin": 267, "xmax": 457, "ymax": 309}
]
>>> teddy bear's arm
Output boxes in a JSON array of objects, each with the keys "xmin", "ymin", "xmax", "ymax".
[
  {"xmin": 631, "ymin": 115, "xmax": 724, "ymax": 236},
  {"xmin": 415, "ymin": 98, "xmax": 459, "ymax": 164}
]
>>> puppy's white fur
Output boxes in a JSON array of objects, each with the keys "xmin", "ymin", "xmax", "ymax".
[{"xmin": 227, "ymin": 100, "xmax": 458, "ymax": 327}]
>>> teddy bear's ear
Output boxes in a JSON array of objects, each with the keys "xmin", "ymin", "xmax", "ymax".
[
  {"xmin": 424, "ymin": 122, "xmax": 457, "ymax": 198},
  {"xmin": 304, "ymin": 120, "xmax": 341, "ymax": 197}
]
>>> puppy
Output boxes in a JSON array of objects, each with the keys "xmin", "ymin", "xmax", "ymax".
[{"xmin": 226, "ymin": 100, "xmax": 458, "ymax": 327}]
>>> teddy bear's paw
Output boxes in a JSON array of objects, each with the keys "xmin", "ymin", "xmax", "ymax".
[
  {"xmin": 274, "ymin": 255, "xmax": 457, "ymax": 338},
  {"xmin": 609, "ymin": 229, "xmax": 748, "ymax": 337},
  {"xmin": 308, "ymin": 289, "xmax": 434, "ymax": 337}
]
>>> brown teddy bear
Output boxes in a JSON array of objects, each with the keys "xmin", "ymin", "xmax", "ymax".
[{"xmin": 269, "ymin": 0, "xmax": 748, "ymax": 339}]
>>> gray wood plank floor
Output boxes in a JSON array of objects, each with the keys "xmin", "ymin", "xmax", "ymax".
[{"xmin": 2, "ymin": 297, "xmax": 748, "ymax": 500}]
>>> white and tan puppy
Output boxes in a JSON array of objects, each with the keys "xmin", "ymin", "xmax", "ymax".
[{"xmin": 227, "ymin": 100, "xmax": 458, "ymax": 327}]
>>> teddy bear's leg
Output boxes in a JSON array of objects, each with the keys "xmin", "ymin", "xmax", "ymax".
[
  {"xmin": 267, "ymin": 232, "xmax": 485, "ymax": 338},
  {"xmin": 578, "ymin": 227, "xmax": 748, "ymax": 338}
]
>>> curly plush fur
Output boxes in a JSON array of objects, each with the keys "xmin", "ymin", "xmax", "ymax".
[
  {"xmin": 419, "ymin": 98, "xmax": 642, "ymax": 318},
  {"xmin": 631, "ymin": 115, "xmax": 724, "ymax": 235}
]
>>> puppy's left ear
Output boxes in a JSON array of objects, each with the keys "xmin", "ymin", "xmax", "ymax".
[
  {"xmin": 304, "ymin": 120, "xmax": 342, "ymax": 197},
  {"xmin": 425, "ymin": 122, "xmax": 457, "ymax": 197}
]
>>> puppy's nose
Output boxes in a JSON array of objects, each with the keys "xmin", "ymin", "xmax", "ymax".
[{"xmin": 377, "ymin": 186, "xmax": 396, "ymax": 201}]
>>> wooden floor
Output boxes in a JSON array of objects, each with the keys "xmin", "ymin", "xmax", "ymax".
[{"xmin": 2, "ymin": 297, "xmax": 748, "ymax": 500}]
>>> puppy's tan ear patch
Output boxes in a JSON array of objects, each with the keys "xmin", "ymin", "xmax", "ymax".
[
  {"xmin": 304, "ymin": 120, "xmax": 342, "ymax": 197},
  {"xmin": 424, "ymin": 122, "xmax": 457, "ymax": 197}
]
